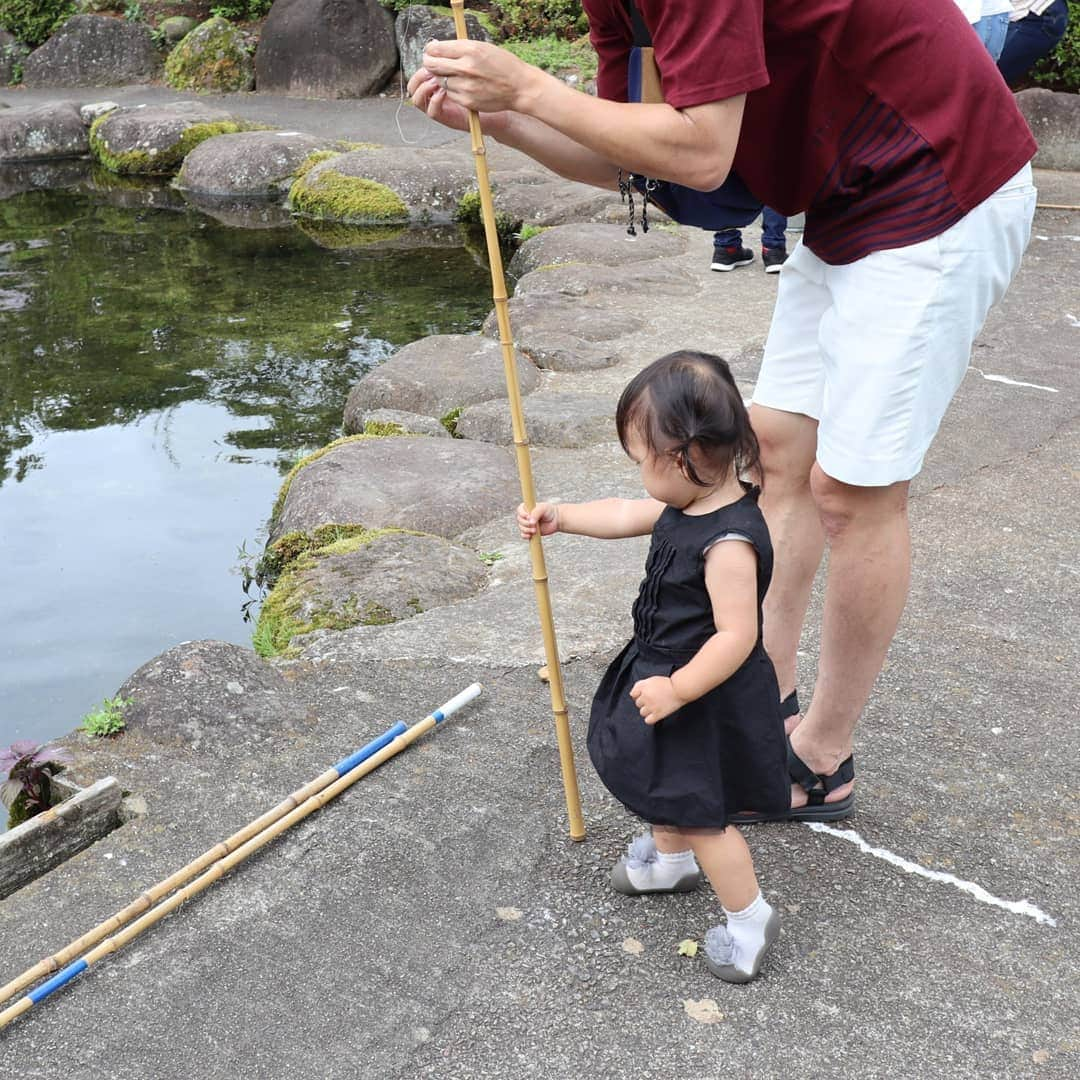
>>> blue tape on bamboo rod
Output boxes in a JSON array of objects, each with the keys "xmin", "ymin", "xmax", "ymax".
[
  {"xmin": 27, "ymin": 960, "xmax": 87, "ymax": 1004},
  {"xmin": 333, "ymin": 722, "xmax": 408, "ymax": 776}
]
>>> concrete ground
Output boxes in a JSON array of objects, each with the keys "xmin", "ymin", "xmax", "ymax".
[{"xmin": 0, "ymin": 88, "xmax": 1077, "ymax": 1077}]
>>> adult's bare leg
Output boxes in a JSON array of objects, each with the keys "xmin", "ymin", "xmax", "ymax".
[
  {"xmin": 788, "ymin": 466, "xmax": 912, "ymax": 807},
  {"xmin": 751, "ymin": 404, "xmax": 824, "ymax": 710}
]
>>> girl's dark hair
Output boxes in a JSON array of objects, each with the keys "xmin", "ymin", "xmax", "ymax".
[{"xmin": 615, "ymin": 350, "xmax": 761, "ymax": 487}]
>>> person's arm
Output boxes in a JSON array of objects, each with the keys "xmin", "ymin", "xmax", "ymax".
[
  {"xmin": 408, "ymin": 42, "xmax": 744, "ymax": 192},
  {"xmin": 517, "ymin": 497, "xmax": 666, "ymax": 540},
  {"xmin": 630, "ymin": 539, "xmax": 759, "ymax": 725}
]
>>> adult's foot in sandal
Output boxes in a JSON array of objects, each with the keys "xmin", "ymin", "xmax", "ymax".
[
  {"xmin": 786, "ymin": 724, "xmax": 855, "ymax": 819},
  {"xmin": 734, "ymin": 692, "xmax": 855, "ymax": 822}
]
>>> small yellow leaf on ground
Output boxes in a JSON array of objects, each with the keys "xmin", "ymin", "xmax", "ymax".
[
  {"xmin": 495, "ymin": 906, "xmax": 523, "ymax": 921},
  {"xmin": 683, "ymin": 998, "xmax": 724, "ymax": 1024},
  {"xmin": 622, "ymin": 937, "xmax": 644, "ymax": 955},
  {"xmin": 1032, "ymin": 1050, "xmax": 1050, "ymax": 1065},
  {"xmin": 677, "ymin": 938, "xmax": 699, "ymax": 957}
]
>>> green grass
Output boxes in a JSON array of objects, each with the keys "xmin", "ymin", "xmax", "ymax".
[{"xmin": 504, "ymin": 35, "xmax": 597, "ymax": 82}]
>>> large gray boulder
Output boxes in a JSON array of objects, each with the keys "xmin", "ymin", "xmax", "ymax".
[
  {"xmin": 456, "ymin": 392, "xmax": 617, "ymax": 448},
  {"xmin": 159, "ymin": 16, "xmax": 199, "ymax": 44},
  {"xmin": 270, "ymin": 436, "xmax": 519, "ymax": 542},
  {"xmin": 89, "ymin": 101, "xmax": 254, "ymax": 176},
  {"xmin": 1016, "ymin": 88, "xmax": 1080, "ymax": 173},
  {"xmin": 508, "ymin": 221, "xmax": 688, "ymax": 278},
  {"xmin": 22, "ymin": 15, "xmax": 161, "ymax": 88},
  {"xmin": 343, "ymin": 334, "xmax": 540, "ymax": 432},
  {"xmin": 175, "ymin": 130, "xmax": 335, "ymax": 196},
  {"xmin": 513, "ymin": 259, "xmax": 698, "ymax": 301},
  {"xmin": 394, "ymin": 4, "xmax": 492, "ymax": 81},
  {"xmin": 259, "ymin": 531, "xmax": 489, "ymax": 656},
  {"xmin": 358, "ymin": 409, "xmax": 452, "ymax": 438},
  {"xmin": 255, "ymin": 0, "xmax": 397, "ymax": 99},
  {"xmin": 164, "ymin": 16, "xmax": 254, "ymax": 93},
  {"xmin": 482, "ymin": 294, "xmax": 639, "ymax": 372},
  {"xmin": 116, "ymin": 640, "xmax": 313, "ymax": 756},
  {"xmin": 294, "ymin": 144, "xmax": 477, "ymax": 224},
  {"xmin": 0, "ymin": 101, "xmax": 88, "ymax": 162}
]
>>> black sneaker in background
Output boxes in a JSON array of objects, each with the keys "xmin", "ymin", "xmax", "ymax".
[
  {"xmin": 762, "ymin": 247, "xmax": 788, "ymax": 273},
  {"xmin": 710, "ymin": 244, "xmax": 754, "ymax": 271}
]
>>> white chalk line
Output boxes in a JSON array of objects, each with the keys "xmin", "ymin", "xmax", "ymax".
[
  {"xmin": 970, "ymin": 367, "xmax": 1059, "ymax": 393},
  {"xmin": 807, "ymin": 822, "xmax": 1057, "ymax": 927}
]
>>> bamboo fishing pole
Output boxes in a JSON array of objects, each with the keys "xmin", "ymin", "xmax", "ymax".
[
  {"xmin": 0, "ymin": 684, "xmax": 482, "ymax": 1030},
  {"xmin": 449, "ymin": 0, "xmax": 585, "ymax": 842},
  {"xmin": 0, "ymin": 717, "xmax": 416, "ymax": 1009}
]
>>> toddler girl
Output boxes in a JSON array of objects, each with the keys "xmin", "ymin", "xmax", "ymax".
[{"xmin": 517, "ymin": 350, "xmax": 788, "ymax": 982}]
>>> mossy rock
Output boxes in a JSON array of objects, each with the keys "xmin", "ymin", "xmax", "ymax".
[
  {"xmin": 288, "ymin": 161, "xmax": 409, "ymax": 225},
  {"xmin": 159, "ymin": 16, "xmax": 199, "ymax": 45},
  {"xmin": 268, "ymin": 435, "xmax": 381, "ymax": 533},
  {"xmin": 88, "ymin": 102, "xmax": 262, "ymax": 176},
  {"xmin": 253, "ymin": 528, "xmax": 488, "ymax": 658},
  {"xmin": 164, "ymin": 17, "xmax": 254, "ymax": 94}
]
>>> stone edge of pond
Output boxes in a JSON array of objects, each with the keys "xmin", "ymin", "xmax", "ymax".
[{"xmin": 0, "ymin": 97, "xmax": 620, "ymax": 234}]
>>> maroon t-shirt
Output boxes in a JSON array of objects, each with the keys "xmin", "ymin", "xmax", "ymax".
[{"xmin": 585, "ymin": 0, "xmax": 1037, "ymax": 264}]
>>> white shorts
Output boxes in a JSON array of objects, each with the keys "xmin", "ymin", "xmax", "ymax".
[{"xmin": 752, "ymin": 163, "xmax": 1036, "ymax": 486}]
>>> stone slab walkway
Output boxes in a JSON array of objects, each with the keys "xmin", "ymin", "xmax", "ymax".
[{"xmin": 0, "ymin": 87, "xmax": 1077, "ymax": 1077}]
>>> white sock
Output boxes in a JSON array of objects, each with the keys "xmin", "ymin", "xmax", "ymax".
[
  {"xmin": 718, "ymin": 892, "xmax": 774, "ymax": 974},
  {"xmin": 623, "ymin": 834, "xmax": 699, "ymax": 891}
]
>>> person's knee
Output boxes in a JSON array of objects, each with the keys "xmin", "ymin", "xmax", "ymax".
[
  {"xmin": 809, "ymin": 463, "xmax": 909, "ymax": 541},
  {"xmin": 751, "ymin": 405, "xmax": 817, "ymax": 488}
]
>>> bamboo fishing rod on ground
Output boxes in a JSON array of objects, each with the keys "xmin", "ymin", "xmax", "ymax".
[
  {"xmin": 0, "ymin": 715, "xmax": 414, "ymax": 1010},
  {"xmin": 450, "ymin": 0, "xmax": 586, "ymax": 842},
  {"xmin": 0, "ymin": 683, "xmax": 482, "ymax": 1031}
]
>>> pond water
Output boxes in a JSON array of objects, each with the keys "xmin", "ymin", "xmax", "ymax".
[{"xmin": 0, "ymin": 188, "xmax": 494, "ymax": 757}]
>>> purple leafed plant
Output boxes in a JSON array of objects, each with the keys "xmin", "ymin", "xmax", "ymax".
[{"xmin": 1, "ymin": 741, "xmax": 74, "ymax": 828}]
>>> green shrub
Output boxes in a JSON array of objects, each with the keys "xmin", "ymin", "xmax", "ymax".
[
  {"xmin": 0, "ymin": 0, "xmax": 76, "ymax": 47},
  {"xmin": 504, "ymin": 34, "xmax": 596, "ymax": 80},
  {"xmin": 488, "ymin": 0, "xmax": 586, "ymax": 41},
  {"xmin": 209, "ymin": 0, "xmax": 271, "ymax": 19},
  {"xmin": 1031, "ymin": 2, "xmax": 1080, "ymax": 92}
]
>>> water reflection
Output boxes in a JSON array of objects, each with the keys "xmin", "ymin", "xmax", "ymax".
[{"xmin": 0, "ymin": 188, "xmax": 493, "ymax": 749}]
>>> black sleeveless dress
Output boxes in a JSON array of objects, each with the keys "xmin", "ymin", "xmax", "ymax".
[{"xmin": 587, "ymin": 489, "xmax": 790, "ymax": 828}]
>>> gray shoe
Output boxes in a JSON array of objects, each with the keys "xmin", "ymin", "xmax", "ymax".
[
  {"xmin": 610, "ymin": 833, "xmax": 703, "ymax": 895},
  {"xmin": 703, "ymin": 910, "xmax": 781, "ymax": 983}
]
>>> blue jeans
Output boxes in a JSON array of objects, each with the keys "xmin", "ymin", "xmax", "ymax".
[
  {"xmin": 997, "ymin": 0, "xmax": 1070, "ymax": 84},
  {"xmin": 972, "ymin": 12, "xmax": 1010, "ymax": 61},
  {"xmin": 714, "ymin": 206, "xmax": 787, "ymax": 251}
]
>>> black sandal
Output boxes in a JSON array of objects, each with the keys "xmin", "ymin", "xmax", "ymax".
[{"xmin": 734, "ymin": 691, "xmax": 856, "ymax": 823}]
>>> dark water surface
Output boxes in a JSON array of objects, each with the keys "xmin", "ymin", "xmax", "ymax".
[{"xmin": 0, "ymin": 189, "xmax": 493, "ymax": 753}]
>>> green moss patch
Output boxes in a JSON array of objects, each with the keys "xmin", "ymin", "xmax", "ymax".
[
  {"xmin": 163, "ymin": 17, "xmax": 254, "ymax": 93},
  {"xmin": 289, "ymin": 167, "xmax": 409, "ymax": 225},
  {"xmin": 253, "ymin": 526, "xmax": 418, "ymax": 657},
  {"xmin": 294, "ymin": 149, "xmax": 340, "ymax": 181},
  {"xmin": 362, "ymin": 420, "xmax": 407, "ymax": 436},
  {"xmin": 90, "ymin": 115, "xmax": 260, "ymax": 176},
  {"xmin": 455, "ymin": 188, "xmax": 519, "ymax": 243}
]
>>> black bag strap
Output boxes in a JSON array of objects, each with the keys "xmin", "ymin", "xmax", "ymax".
[{"xmin": 625, "ymin": 0, "xmax": 652, "ymax": 48}]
